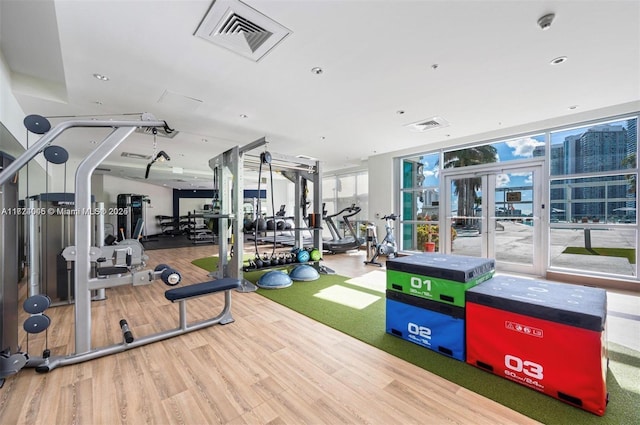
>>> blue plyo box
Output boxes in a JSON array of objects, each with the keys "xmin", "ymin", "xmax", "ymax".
[{"xmin": 386, "ymin": 291, "xmax": 466, "ymax": 361}]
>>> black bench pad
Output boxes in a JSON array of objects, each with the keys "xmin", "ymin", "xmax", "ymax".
[
  {"xmin": 165, "ymin": 278, "xmax": 241, "ymax": 302},
  {"xmin": 97, "ymin": 266, "xmax": 129, "ymax": 277}
]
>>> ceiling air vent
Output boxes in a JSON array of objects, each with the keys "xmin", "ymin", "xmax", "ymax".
[
  {"xmin": 194, "ymin": 0, "xmax": 291, "ymax": 61},
  {"xmin": 405, "ymin": 116, "xmax": 450, "ymax": 132},
  {"xmin": 121, "ymin": 152, "xmax": 152, "ymax": 160}
]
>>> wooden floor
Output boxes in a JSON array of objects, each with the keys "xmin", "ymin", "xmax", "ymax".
[{"xmin": 0, "ymin": 245, "xmax": 541, "ymax": 425}]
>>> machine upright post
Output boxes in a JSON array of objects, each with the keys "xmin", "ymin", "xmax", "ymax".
[
  {"xmin": 27, "ymin": 197, "xmax": 40, "ymax": 297},
  {"xmin": 74, "ymin": 127, "xmax": 138, "ymax": 354}
]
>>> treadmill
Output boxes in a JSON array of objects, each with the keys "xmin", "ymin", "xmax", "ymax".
[{"xmin": 323, "ymin": 204, "xmax": 364, "ymax": 253}]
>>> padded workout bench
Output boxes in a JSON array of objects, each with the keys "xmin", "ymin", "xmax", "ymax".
[{"xmin": 165, "ymin": 278, "xmax": 242, "ymax": 328}]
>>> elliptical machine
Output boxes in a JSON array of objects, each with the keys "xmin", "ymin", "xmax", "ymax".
[{"xmin": 364, "ymin": 214, "xmax": 398, "ymax": 267}]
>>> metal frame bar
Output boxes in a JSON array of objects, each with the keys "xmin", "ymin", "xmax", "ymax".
[
  {"xmin": 208, "ymin": 138, "xmax": 324, "ymax": 285},
  {"xmin": 30, "ymin": 288, "xmax": 236, "ymax": 372},
  {"xmin": 1, "ymin": 116, "xmax": 240, "ymax": 373}
]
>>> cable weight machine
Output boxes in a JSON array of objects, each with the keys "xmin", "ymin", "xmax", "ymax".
[
  {"xmin": 0, "ymin": 114, "xmax": 242, "ymax": 377},
  {"xmin": 208, "ymin": 137, "xmax": 331, "ymax": 289}
]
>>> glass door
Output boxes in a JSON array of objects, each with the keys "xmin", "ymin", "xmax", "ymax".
[{"xmin": 443, "ymin": 164, "xmax": 543, "ymax": 275}]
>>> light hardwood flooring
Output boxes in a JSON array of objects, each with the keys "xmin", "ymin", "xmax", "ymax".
[{"xmin": 0, "ymin": 245, "xmax": 541, "ymax": 424}]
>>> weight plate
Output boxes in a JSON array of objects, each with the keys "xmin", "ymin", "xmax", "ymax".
[
  {"xmin": 4, "ymin": 353, "xmax": 27, "ymax": 374},
  {"xmin": 23, "ymin": 114, "xmax": 51, "ymax": 134},
  {"xmin": 161, "ymin": 268, "xmax": 181, "ymax": 286},
  {"xmin": 43, "ymin": 145, "xmax": 69, "ymax": 164},
  {"xmin": 154, "ymin": 263, "xmax": 170, "ymax": 272},
  {"xmin": 23, "ymin": 294, "xmax": 51, "ymax": 314},
  {"xmin": 23, "ymin": 314, "xmax": 51, "ymax": 334}
]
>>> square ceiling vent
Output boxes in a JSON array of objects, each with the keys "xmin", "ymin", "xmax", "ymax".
[
  {"xmin": 194, "ymin": 0, "xmax": 291, "ymax": 62},
  {"xmin": 405, "ymin": 116, "xmax": 450, "ymax": 132}
]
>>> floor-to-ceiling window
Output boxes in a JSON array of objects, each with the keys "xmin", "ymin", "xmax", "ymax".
[
  {"xmin": 548, "ymin": 117, "xmax": 638, "ymax": 278},
  {"xmin": 397, "ymin": 113, "xmax": 639, "ymax": 285},
  {"xmin": 399, "ymin": 152, "xmax": 440, "ymax": 251}
]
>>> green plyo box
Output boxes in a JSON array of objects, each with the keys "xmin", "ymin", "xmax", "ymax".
[
  {"xmin": 386, "ymin": 269, "xmax": 494, "ymax": 307},
  {"xmin": 386, "ymin": 254, "xmax": 496, "ymax": 307}
]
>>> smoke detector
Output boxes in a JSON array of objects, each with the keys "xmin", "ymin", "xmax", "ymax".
[
  {"xmin": 194, "ymin": 0, "xmax": 291, "ymax": 62},
  {"xmin": 405, "ymin": 117, "xmax": 450, "ymax": 132},
  {"xmin": 537, "ymin": 13, "xmax": 555, "ymax": 30}
]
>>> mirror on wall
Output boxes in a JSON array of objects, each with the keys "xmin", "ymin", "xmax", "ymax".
[{"xmin": 0, "ymin": 121, "xmax": 47, "ymax": 198}]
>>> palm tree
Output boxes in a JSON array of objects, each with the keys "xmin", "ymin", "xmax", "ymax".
[{"xmin": 443, "ymin": 146, "xmax": 498, "ymax": 225}]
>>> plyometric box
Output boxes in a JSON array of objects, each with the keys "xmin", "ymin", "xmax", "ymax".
[
  {"xmin": 386, "ymin": 253, "xmax": 495, "ymax": 307},
  {"xmin": 386, "ymin": 290, "xmax": 465, "ymax": 361},
  {"xmin": 466, "ymin": 275, "xmax": 608, "ymax": 416}
]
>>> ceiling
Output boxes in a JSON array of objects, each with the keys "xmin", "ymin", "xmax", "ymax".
[{"xmin": 1, "ymin": 0, "xmax": 639, "ymax": 190}]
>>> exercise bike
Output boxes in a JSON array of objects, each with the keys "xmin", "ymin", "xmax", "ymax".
[{"xmin": 364, "ymin": 213, "xmax": 398, "ymax": 267}]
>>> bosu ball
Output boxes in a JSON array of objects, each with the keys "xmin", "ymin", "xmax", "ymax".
[
  {"xmin": 257, "ymin": 270, "xmax": 293, "ymax": 289},
  {"xmin": 289, "ymin": 264, "xmax": 320, "ymax": 281}
]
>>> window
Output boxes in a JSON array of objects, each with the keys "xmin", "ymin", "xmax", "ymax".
[
  {"xmin": 550, "ymin": 118, "xmax": 637, "ymax": 176},
  {"xmin": 395, "ymin": 115, "xmax": 639, "ymax": 282},
  {"xmin": 444, "ymin": 134, "xmax": 545, "ymax": 168},
  {"xmin": 400, "ymin": 153, "xmax": 440, "ymax": 251},
  {"xmin": 547, "ymin": 117, "xmax": 638, "ymax": 277}
]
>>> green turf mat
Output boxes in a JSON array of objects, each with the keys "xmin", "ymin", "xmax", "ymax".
[
  {"xmin": 193, "ymin": 256, "xmax": 640, "ymax": 425},
  {"xmin": 562, "ymin": 246, "xmax": 636, "ymax": 264}
]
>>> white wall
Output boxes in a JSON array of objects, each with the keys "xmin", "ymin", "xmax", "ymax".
[
  {"xmin": 101, "ymin": 175, "xmax": 173, "ymax": 236},
  {"xmin": 0, "ymin": 51, "xmax": 27, "ymax": 148},
  {"xmin": 179, "ymin": 198, "xmax": 211, "ymax": 216},
  {"xmin": 0, "ymin": 50, "xmax": 49, "ymax": 198},
  {"xmin": 244, "ymin": 177, "xmax": 294, "ymax": 217},
  {"xmin": 269, "ymin": 178, "xmax": 294, "ymax": 217}
]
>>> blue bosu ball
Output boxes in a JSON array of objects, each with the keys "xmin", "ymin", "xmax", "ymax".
[
  {"xmin": 256, "ymin": 270, "xmax": 293, "ymax": 289},
  {"xmin": 289, "ymin": 264, "xmax": 320, "ymax": 281}
]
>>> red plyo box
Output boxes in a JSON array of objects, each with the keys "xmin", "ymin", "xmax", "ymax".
[{"xmin": 465, "ymin": 275, "xmax": 607, "ymax": 416}]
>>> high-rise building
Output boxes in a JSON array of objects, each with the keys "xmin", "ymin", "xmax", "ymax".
[{"xmin": 565, "ymin": 125, "xmax": 629, "ymax": 218}]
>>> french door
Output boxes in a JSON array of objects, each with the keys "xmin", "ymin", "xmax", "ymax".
[{"xmin": 443, "ymin": 163, "xmax": 544, "ymax": 276}]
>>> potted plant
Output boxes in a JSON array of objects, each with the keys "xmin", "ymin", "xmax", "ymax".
[{"xmin": 417, "ymin": 220, "xmax": 456, "ymax": 252}]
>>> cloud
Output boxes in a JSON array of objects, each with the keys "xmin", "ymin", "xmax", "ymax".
[
  {"xmin": 496, "ymin": 173, "xmax": 511, "ymax": 187},
  {"xmin": 506, "ymin": 137, "xmax": 545, "ymax": 158}
]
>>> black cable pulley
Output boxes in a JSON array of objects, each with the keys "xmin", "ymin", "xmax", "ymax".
[{"xmin": 24, "ymin": 114, "xmax": 51, "ymax": 134}]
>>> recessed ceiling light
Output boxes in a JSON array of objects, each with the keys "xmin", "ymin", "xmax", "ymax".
[
  {"xmin": 93, "ymin": 73, "xmax": 109, "ymax": 81},
  {"xmin": 94, "ymin": 100, "xmax": 103, "ymax": 105},
  {"xmin": 311, "ymin": 67, "xmax": 323, "ymax": 75},
  {"xmin": 431, "ymin": 64, "xmax": 439, "ymax": 70},
  {"xmin": 568, "ymin": 105, "xmax": 579, "ymax": 110},
  {"xmin": 550, "ymin": 56, "xmax": 568, "ymax": 65},
  {"xmin": 239, "ymin": 114, "xmax": 248, "ymax": 118},
  {"xmin": 396, "ymin": 110, "xmax": 405, "ymax": 115}
]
